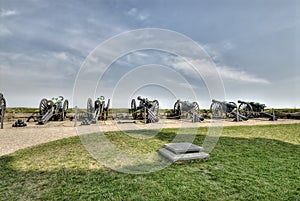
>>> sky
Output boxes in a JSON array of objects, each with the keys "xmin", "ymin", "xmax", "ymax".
[{"xmin": 0, "ymin": 0, "xmax": 299, "ymax": 109}]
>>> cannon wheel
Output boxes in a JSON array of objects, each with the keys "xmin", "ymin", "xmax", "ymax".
[
  {"xmin": 147, "ymin": 100, "xmax": 159, "ymax": 123},
  {"xmin": 227, "ymin": 102, "xmax": 237, "ymax": 117},
  {"xmin": 229, "ymin": 102, "xmax": 237, "ymax": 108},
  {"xmin": 192, "ymin": 102, "xmax": 201, "ymax": 122},
  {"xmin": 192, "ymin": 102, "xmax": 200, "ymax": 114},
  {"xmin": 62, "ymin": 100, "xmax": 69, "ymax": 121},
  {"xmin": 152, "ymin": 100, "xmax": 159, "ymax": 116},
  {"xmin": 0, "ymin": 96, "xmax": 6, "ymax": 129},
  {"xmin": 105, "ymin": 99, "xmax": 110, "ymax": 120},
  {"xmin": 94, "ymin": 99, "xmax": 103, "ymax": 120},
  {"xmin": 39, "ymin": 98, "xmax": 48, "ymax": 116},
  {"xmin": 174, "ymin": 100, "xmax": 182, "ymax": 118},
  {"xmin": 210, "ymin": 101, "xmax": 224, "ymax": 119},
  {"xmin": 131, "ymin": 99, "xmax": 137, "ymax": 119},
  {"xmin": 238, "ymin": 102, "xmax": 253, "ymax": 119},
  {"xmin": 192, "ymin": 102, "xmax": 200, "ymax": 119}
]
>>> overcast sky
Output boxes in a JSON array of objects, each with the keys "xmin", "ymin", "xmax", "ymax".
[{"xmin": 0, "ymin": 0, "xmax": 299, "ymax": 108}]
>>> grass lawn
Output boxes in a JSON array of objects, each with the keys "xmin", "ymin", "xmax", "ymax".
[{"xmin": 0, "ymin": 124, "xmax": 299, "ymax": 200}]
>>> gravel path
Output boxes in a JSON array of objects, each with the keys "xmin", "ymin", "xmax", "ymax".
[{"xmin": 0, "ymin": 119, "xmax": 299, "ymax": 156}]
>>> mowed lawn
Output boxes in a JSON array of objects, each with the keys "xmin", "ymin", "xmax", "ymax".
[{"xmin": 0, "ymin": 124, "xmax": 299, "ymax": 200}]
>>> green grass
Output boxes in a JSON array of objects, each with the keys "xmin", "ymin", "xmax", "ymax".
[
  {"xmin": 6, "ymin": 108, "xmax": 74, "ymax": 114},
  {"xmin": 1, "ymin": 124, "xmax": 300, "ymax": 200},
  {"xmin": 272, "ymin": 108, "xmax": 300, "ymax": 113},
  {"xmin": 6, "ymin": 107, "xmax": 39, "ymax": 114}
]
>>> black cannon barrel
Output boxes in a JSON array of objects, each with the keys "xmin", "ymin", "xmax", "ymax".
[
  {"xmin": 237, "ymin": 100, "xmax": 247, "ymax": 104},
  {"xmin": 137, "ymin": 96, "xmax": 143, "ymax": 101},
  {"xmin": 212, "ymin": 99, "xmax": 220, "ymax": 103},
  {"xmin": 226, "ymin": 102, "xmax": 237, "ymax": 108}
]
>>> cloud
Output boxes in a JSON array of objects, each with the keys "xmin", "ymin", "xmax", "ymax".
[
  {"xmin": 216, "ymin": 65, "xmax": 270, "ymax": 84},
  {"xmin": 138, "ymin": 14, "xmax": 148, "ymax": 21},
  {"xmin": 127, "ymin": 8, "xmax": 137, "ymax": 16},
  {"xmin": 201, "ymin": 41, "xmax": 235, "ymax": 62},
  {"xmin": 0, "ymin": 9, "xmax": 18, "ymax": 17},
  {"xmin": 53, "ymin": 52, "xmax": 69, "ymax": 61},
  {"xmin": 171, "ymin": 57, "xmax": 270, "ymax": 84},
  {"xmin": 195, "ymin": 42, "xmax": 269, "ymax": 84},
  {"xmin": 0, "ymin": 25, "xmax": 12, "ymax": 36},
  {"xmin": 0, "ymin": 51, "xmax": 79, "ymax": 78},
  {"xmin": 0, "ymin": 1, "xmax": 297, "ymax": 108},
  {"xmin": 221, "ymin": 41, "xmax": 235, "ymax": 51},
  {"xmin": 126, "ymin": 7, "xmax": 149, "ymax": 21},
  {"xmin": 99, "ymin": 47, "xmax": 269, "ymax": 86}
]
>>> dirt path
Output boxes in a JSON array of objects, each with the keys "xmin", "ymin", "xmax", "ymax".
[{"xmin": 0, "ymin": 118, "xmax": 299, "ymax": 156}]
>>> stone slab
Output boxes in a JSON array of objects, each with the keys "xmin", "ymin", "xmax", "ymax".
[
  {"xmin": 158, "ymin": 148, "xmax": 209, "ymax": 162},
  {"xmin": 164, "ymin": 142, "xmax": 203, "ymax": 154}
]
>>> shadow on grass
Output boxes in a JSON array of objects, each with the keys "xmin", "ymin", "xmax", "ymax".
[{"xmin": 0, "ymin": 130, "xmax": 299, "ymax": 201}]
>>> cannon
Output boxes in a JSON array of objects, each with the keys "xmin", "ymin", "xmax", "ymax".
[
  {"xmin": 87, "ymin": 96, "xmax": 110, "ymax": 123},
  {"xmin": 174, "ymin": 100, "xmax": 204, "ymax": 122},
  {"xmin": 210, "ymin": 99, "xmax": 248, "ymax": 121},
  {"xmin": 0, "ymin": 93, "xmax": 6, "ymax": 129},
  {"xmin": 38, "ymin": 96, "xmax": 69, "ymax": 124},
  {"xmin": 238, "ymin": 100, "xmax": 277, "ymax": 120},
  {"xmin": 130, "ymin": 96, "xmax": 159, "ymax": 123}
]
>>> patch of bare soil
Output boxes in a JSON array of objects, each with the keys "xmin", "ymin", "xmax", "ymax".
[{"xmin": 0, "ymin": 117, "xmax": 299, "ymax": 156}]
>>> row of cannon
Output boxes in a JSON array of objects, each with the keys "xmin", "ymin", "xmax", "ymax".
[
  {"xmin": 210, "ymin": 99, "xmax": 277, "ymax": 121},
  {"xmin": 75, "ymin": 96, "xmax": 278, "ymax": 125},
  {"xmin": 81, "ymin": 96, "xmax": 205, "ymax": 125},
  {"xmin": 0, "ymin": 93, "xmax": 280, "ymax": 128}
]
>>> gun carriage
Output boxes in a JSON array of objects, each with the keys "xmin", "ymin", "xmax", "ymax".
[
  {"xmin": 173, "ymin": 100, "xmax": 204, "ymax": 122},
  {"xmin": 238, "ymin": 100, "xmax": 277, "ymax": 120},
  {"xmin": 87, "ymin": 96, "xmax": 110, "ymax": 123},
  {"xmin": 38, "ymin": 96, "xmax": 69, "ymax": 124},
  {"xmin": 130, "ymin": 96, "xmax": 159, "ymax": 123},
  {"xmin": 210, "ymin": 99, "xmax": 248, "ymax": 121},
  {"xmin": 0, "ymin": 93, "xmax": 6, "ymax": 129}
]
